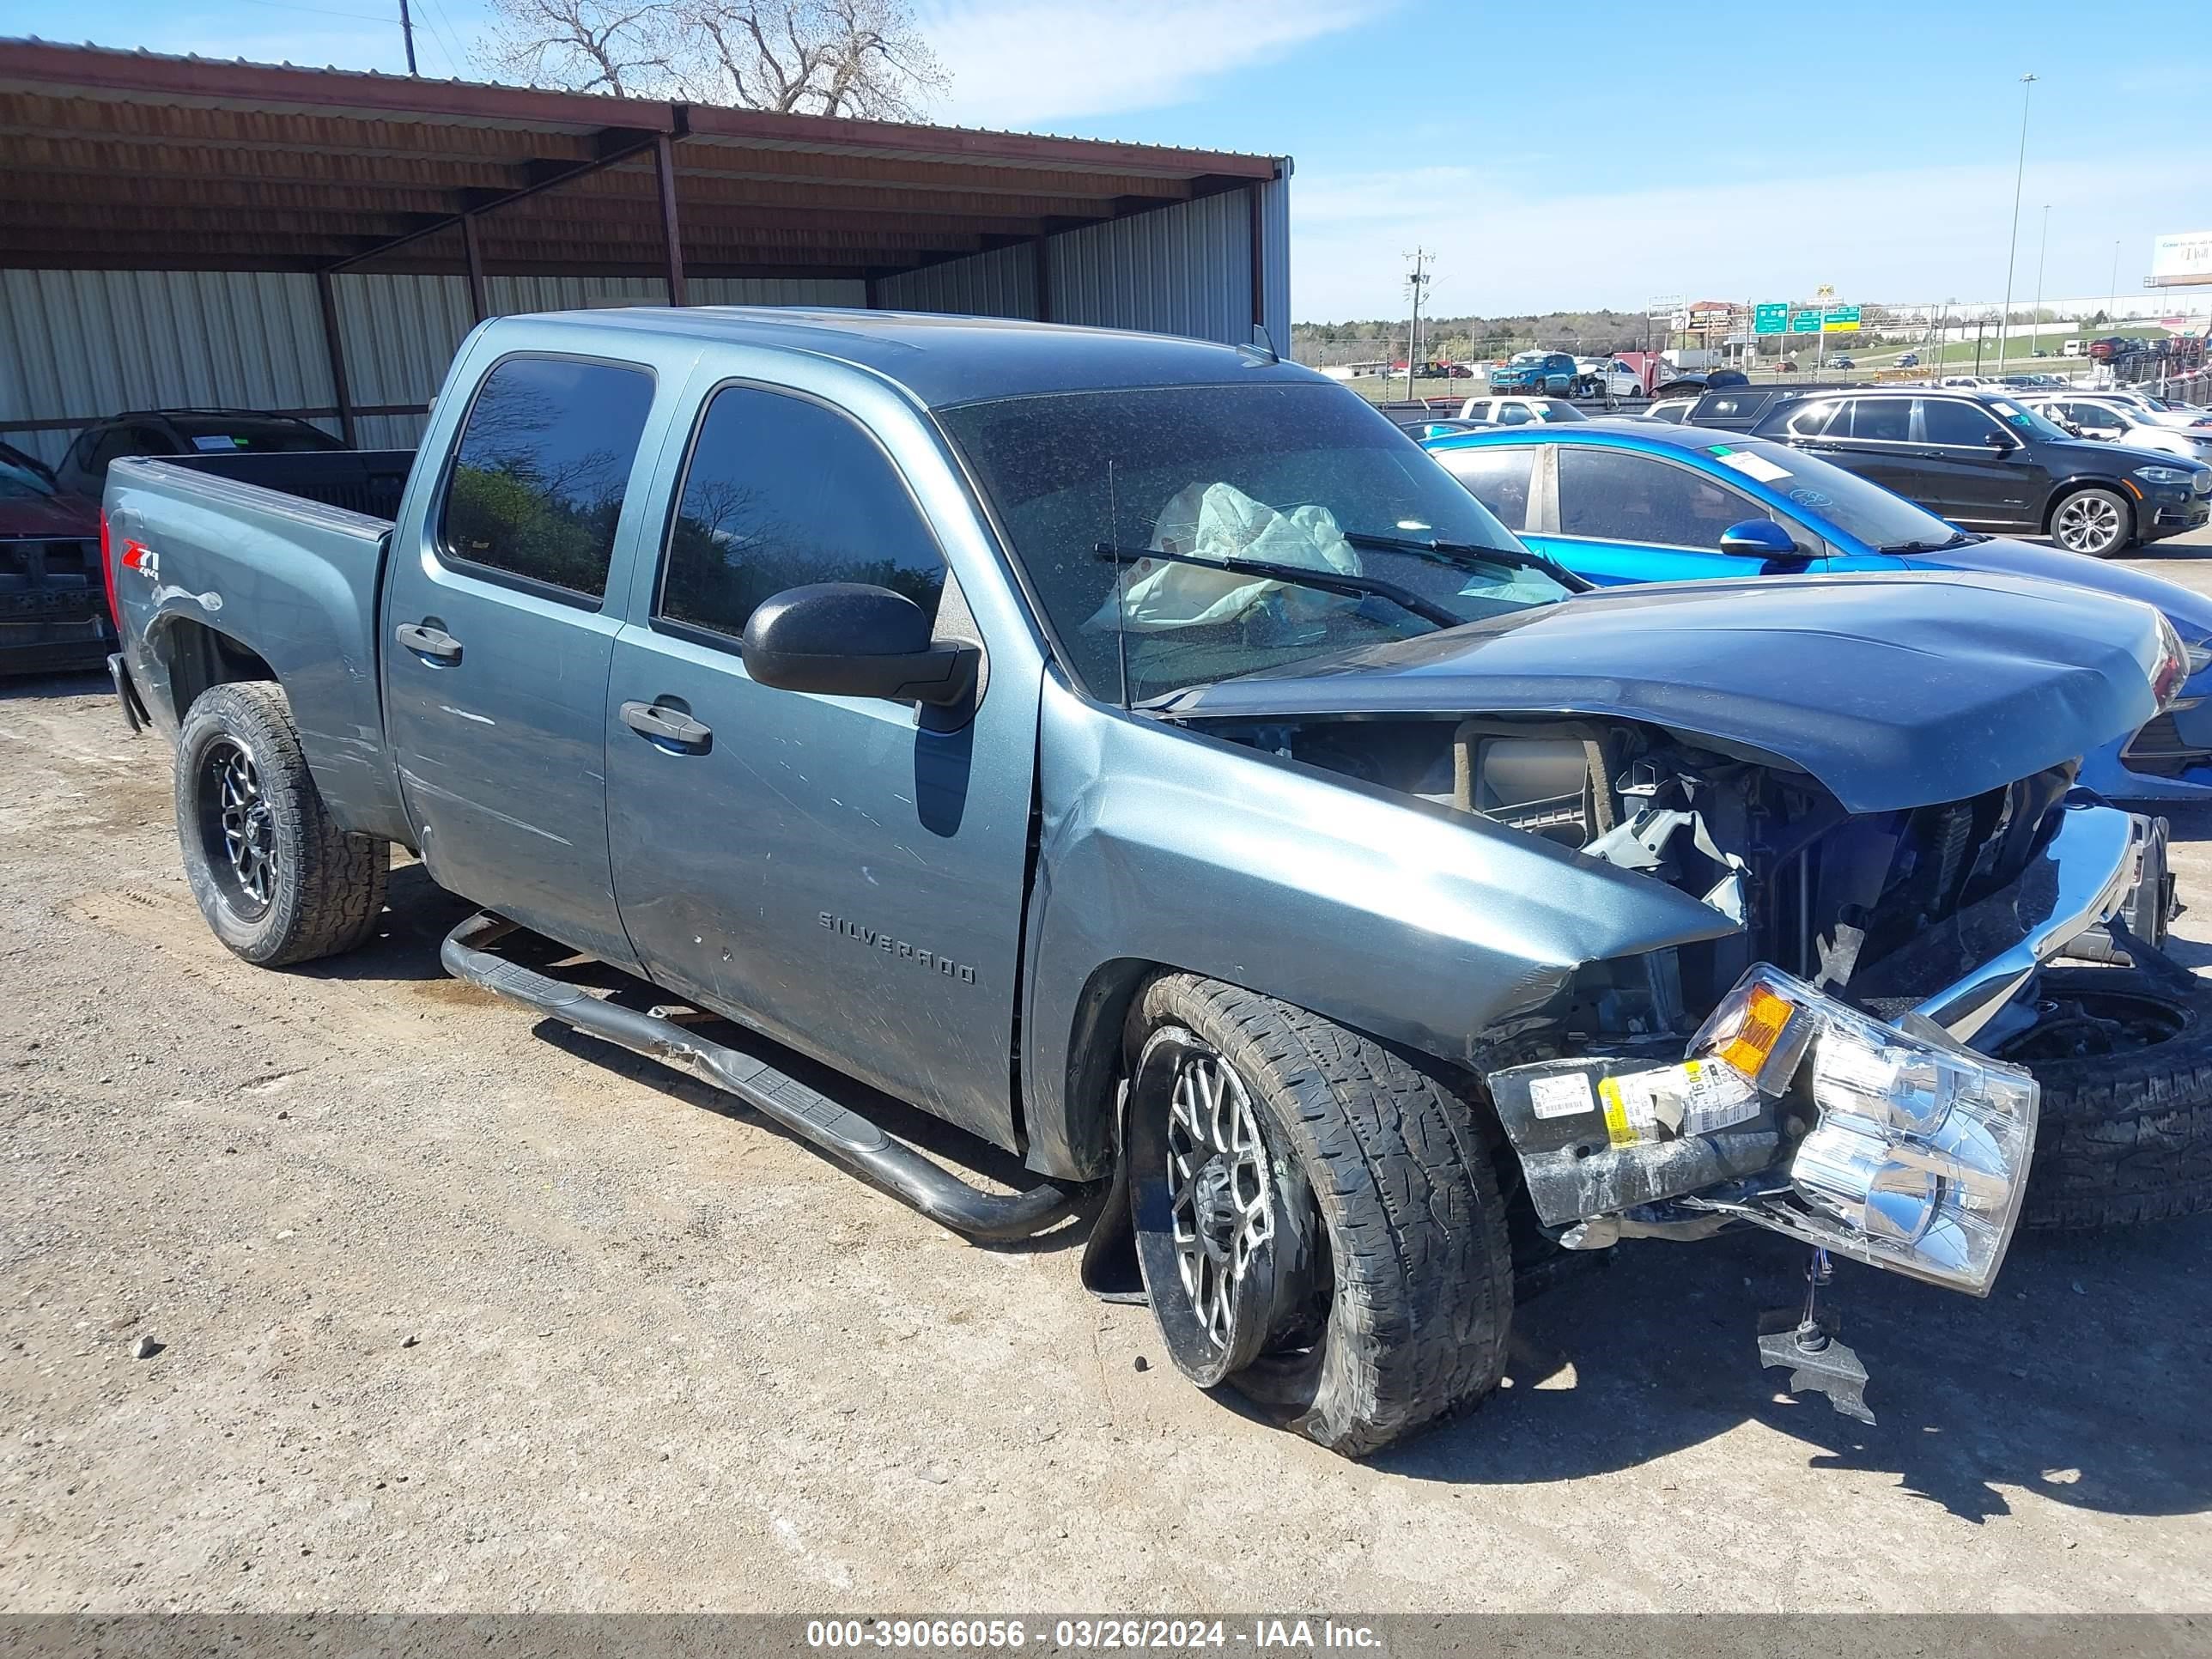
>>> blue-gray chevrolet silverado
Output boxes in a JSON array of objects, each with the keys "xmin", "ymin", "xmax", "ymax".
[{"xmin": 101, "ymin": 308, "xmax": 2212, "ymax": 1454}]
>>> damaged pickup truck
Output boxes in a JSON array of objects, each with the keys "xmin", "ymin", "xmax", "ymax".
[{"xmin": 102, "ymin": 308, "xmax": 2207, "ymax": 1455}]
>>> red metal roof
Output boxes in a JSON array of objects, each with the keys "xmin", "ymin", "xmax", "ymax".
[{"xmin": 0, "ymin": 38, "xmax": 1281, "ymax": 280}]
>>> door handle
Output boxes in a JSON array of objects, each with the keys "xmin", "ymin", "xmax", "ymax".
[
  {"xmin": 620, "ymin": 699, "xmax": 713, "ymax": 751},
  {"xmin": 396, "ymin": 621, "xmax": 463, "ymax": 665}
]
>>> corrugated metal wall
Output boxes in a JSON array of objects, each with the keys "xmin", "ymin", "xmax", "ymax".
[
  {"xmin": 1050, "ymin": 188, "xmax": 1251, "ymax": 344},
  {"xmin": 0, "ymin": 175, "xmax": 1287, "ymax": 464},
  {"xmin": 871, "ymin": 181, "xmax": 1292, "ymax": 350},
  {"xmin": 877, "ymin": 243, "xmax": 1038, "ymax": 320},
  {"xmin": 2, "ymin": 269, "xmax": 336, "ymax": 465}
]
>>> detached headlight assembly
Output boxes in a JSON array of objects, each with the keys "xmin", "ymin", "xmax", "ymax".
[
  {"xmin": 2136, "ymin": 465, "xmax": 2196, "ymax": 484},
  {"xmin": 1688, "ymin": 967, "xmax": 2039, "ymax": 1297}
]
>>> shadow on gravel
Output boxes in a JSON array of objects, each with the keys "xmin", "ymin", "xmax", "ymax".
[
  {"xmin": 0, "ymin": 669, "xmax": 109, "ymax": 700},
  {"xmin": 1380, "ymin": 1216, "xmax": 2212, "ymax": 1521},
  {"xmin": 293, "ymin": 860, "xmax": 478, "ymax": 985}
]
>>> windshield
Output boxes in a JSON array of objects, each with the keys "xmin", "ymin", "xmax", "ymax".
[
  {"xmin": 167, "ymin": 416, "xmax": 344, "ymax": 454},
  {"xmin": 939, "ymin": 383, "xmax": 1570, "ymax": 702},
  {"xmin": 0, "ymin": 458, "xmax": 56, "ymax": 501},
  {"xmin": 1978, "ymin": 398, "xmax": 2070, "ymax": 441},
  {"xmin": 1710, "ymin": 437, "xmax": 1965, "ymax": 552}
]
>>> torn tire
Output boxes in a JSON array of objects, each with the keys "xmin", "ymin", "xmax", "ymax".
[
  {"xmin": 1123, "ymin": 973, "xmax": 1513, "ymax": 1457},
  {"xmin": 1999, "ymin": 965, "xmax": 2212, "ymax": 1231}
]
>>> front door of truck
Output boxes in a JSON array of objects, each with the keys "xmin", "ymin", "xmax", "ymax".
[
  {"xmin": 603, "ymin": 379, "xmax": 1040, "ymax": 1149},
  {"xmin": 381, "ymin": 351, "xmax": 660, "ymax": 969}
]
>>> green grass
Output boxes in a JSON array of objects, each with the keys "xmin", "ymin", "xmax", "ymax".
[{"xmin": 1852, "ymin": 325, "xmax": 2174, "ymax": 370}]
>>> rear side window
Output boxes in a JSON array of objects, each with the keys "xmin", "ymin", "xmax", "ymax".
[
  {"xmin": 1556, "ymin": 447, "xmax": 1764, "ymax": 548},
  {"xmin": 87, "ymin": 423, "xmax": 174, "ymax": 481},
  {"xmin": 1842, "ymin": 398, "xmax": 1911, "ymax": 442},
  {"xmin": 440, "ymin": 356, "xmax": 655, "ymax": 602},
  {"xmin": 1437, "ymin": 447, "xmax": 1535, "ymax": 531},
  {"xmin": 1783, "ymin": 401, "xmax": 1839, "ymax": 437},
  {"xmin": 657, "ymin": 385, "xmax": 946, "ymax": 646},
  {"xmin": 1918, "ymin": 399, "xmax": 2002, "ymax": 446}
]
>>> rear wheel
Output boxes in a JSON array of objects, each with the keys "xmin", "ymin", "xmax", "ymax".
[
  {"xmin": 1124, "ymin": 974, "xmax": 1513, "ymax": 1457},
  {"xmin": 2049, "ymin": 487, "xmax": 2133, "ymax": 556},
  {"xmin": 1996, "ymin": 964, "xmax": 2212, "ymax": 1229},
  {"xmin": 176, "ymin": 681, "xmax": 389, "ymax": 966}
]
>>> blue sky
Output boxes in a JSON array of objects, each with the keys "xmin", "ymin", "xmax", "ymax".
[{"xmin": 10, "ymin": 0, "xmax": 2208, "ymax": 320}]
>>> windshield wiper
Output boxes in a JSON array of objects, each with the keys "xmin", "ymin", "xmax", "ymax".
[
  {"xmin": 1093, "ymin": 543, "xmax": 1462, "ymax": 629},
  {"xmin": 1880, "ymin": 532, "xmax": 1984, "ymax": 553},
  {"xmin": 1340, "ymin": 530, "xmax": 1586, "ymax": 587}
]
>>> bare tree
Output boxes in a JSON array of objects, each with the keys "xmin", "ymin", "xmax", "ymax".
[
  {"xmin": 476, "ymin": 0, "xmax": 676, "ymax": 95},
  {"xmin": 477, "ymin": 0, "xmax": 948, "ymax": 120},
  {"xmin": 676, "ymin": 0, "xmax": 947, "ymax": 118}
]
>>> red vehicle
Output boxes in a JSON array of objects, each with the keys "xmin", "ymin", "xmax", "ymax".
[{"xmin": 0, "ymin": 440, "xmax": 108, "ymax": 676}]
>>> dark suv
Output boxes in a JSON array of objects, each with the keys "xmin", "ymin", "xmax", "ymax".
[
  {"xmin": 55, "ymin": 409, "xmax": 345, "ymax": 500},
  {"xmin": 1686, "ymin": 385, "xmax": 2212, "ymax": 556}
]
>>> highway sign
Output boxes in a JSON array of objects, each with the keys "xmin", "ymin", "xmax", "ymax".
[
  {"xmin": 1788, "ymin": 309, "xmax": 1822, "ymax": 333},
  {"xmin": 1822, "ymin": 304, "xmax": 1863, "ymax": 333},
  {"xmin": 1753, "ymin": 302, "xmax": 1789, "ymax": 335}
]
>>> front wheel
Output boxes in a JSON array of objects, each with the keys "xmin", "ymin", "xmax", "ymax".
[
  {"xmin": 1996, "ymin": 964, "xmax": 2212, "ymax": 1229},
  {"xmin": 2049, "ymin": 487, "xmax": 2133, "ymax": 556},
  {"xmin": 1124, "ymin": 975, "xmax": 1513, "ymax": 1457},
  {"xmin": 176, "ymin": 681, "xmax": 389, "ymax": 966}
]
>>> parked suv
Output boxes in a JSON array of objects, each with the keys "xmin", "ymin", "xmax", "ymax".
[
  {"xmin": 1699, "ymin": 386, "xmax": 2212, "ymax": 556},
  {"xmin": 55, "ymin": 409, "xmax": 346, "ymax": 500},
  {"xmin": 1488, "ymin": 350, "xmax": 1577, "ymax": 395}
]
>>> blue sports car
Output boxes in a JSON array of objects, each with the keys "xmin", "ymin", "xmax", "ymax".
[{"xmin": 1421, "ymin": 418, "xmax": 2212, "ymax": 801}]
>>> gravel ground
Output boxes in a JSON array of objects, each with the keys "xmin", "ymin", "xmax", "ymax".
[{"xmin": 4, "ymin": 599, "xmax": 2211, "ymax": 1613}]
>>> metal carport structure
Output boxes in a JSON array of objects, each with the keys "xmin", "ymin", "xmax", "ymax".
[{"xmin": 0, "ymin": 39, "xmax": 1291, "ymax": 461}]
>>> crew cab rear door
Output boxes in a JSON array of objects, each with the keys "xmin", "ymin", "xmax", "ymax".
[
  {"xmin": 601, "ymin": 369, "xmax": 1042, "ymax": 1151},
  {"xmin": 380, "ymin": 348, "xmax": 670, "ymax": 969}
]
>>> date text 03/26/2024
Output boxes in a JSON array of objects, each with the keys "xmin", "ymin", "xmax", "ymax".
[{"xmin": 805, "ymin": 1619, "xmax": 1382, "ymax": 1650}]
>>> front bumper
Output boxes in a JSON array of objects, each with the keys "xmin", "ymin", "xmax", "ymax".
[
  {"xmin": 1893, "ymin": 799, "xmax": 2142, "ymax": 1042},
  {"xmin": 1484, "ymin": 799, "xmax": 2141, "ymax": 1291},
  {"xmin": 2143, "ymin": 480, "xmax": 2212, "ymax": 537}
]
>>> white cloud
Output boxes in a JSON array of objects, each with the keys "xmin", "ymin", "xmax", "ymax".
[
  {"xmin": 918, "ymin": 0, "xmax": 1382, "ymax": 129},
  {"xmin": 1289, "ymin": 155, "xmax": 2212, "ymax": 320}
]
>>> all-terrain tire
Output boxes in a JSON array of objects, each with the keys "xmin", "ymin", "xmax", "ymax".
[
  {"xmin": 1125, "ymin": 974, "xmax": 1513, "ymax": 1457},
  {"xmin": 2008, "ymin": 967, "xmax": 2212, "ymax": 1230},
  {"xmin": 175, "ymin": 680, "xmax": 389, "ymax": 967}
]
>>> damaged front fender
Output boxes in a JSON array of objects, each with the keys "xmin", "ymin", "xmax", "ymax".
[{"xmin": 1018, "ymin": 674, "xmax": 1742, "ymax": 1178}]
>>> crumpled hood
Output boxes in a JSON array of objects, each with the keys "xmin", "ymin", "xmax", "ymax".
[{"xmin": 1154, "ymin": 570, "xmax": 2167, "ymax": 814}]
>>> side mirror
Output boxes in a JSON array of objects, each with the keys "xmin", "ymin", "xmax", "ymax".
[
  {"xmin": 1982, "ymin": 429, "xmax": 2019, "ymax": 452},
  {"xmin": 1717, "ymin": 520, "xmax": 1802, "ymax": 558},
  {"xmin": 740, "ymin": 582, "xmax": 978, "ymax": 708}
]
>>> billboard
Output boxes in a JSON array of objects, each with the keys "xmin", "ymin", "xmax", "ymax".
[{"xmin": 2150, "ymin": 231, "xmax": 2212, "ymax": 287}]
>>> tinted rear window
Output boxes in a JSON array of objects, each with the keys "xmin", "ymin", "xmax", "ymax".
[{"xmin": 440, "ymin": 356, "xmax": 656, "ymax": 603}]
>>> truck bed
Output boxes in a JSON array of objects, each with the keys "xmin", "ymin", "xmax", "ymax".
[
  {"xmin": 103, "ymin": 455, "xmax": 412, "ymax": 842},
  {"xmin": 165, "ymin": 448, "xmax": 414, "ymax": 521}
]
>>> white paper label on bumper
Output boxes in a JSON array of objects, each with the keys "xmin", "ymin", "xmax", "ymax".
[
  {"xmin": 1680, "ymin": 1058, "xmax": 1761, "ymax": 1135},
  {"xmin": 1529, "ymin": 1073, "xmax": 1597, "ymax": 1120}
]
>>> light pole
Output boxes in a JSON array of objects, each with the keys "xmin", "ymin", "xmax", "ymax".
[
  {"xmin": 2030, "ymin": 204, "xmax": 2049, "ymax": 362},
  {"xmin": 1402, "ymin": 248, "xmax": 1431, "ymax": 401},
  {"xmin": 1996, "ymin": 71, "xmax": 2037, "ymax": 378}
]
